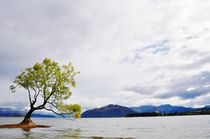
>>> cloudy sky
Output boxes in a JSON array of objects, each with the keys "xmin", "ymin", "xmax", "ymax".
[{"xmin": 1, "ymin": 0, "xmax": 210, "ymax": 110}]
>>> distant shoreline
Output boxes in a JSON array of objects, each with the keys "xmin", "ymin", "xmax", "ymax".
[{"xmin": 126, "ymin": 110, "xmax": 210, "ymax": 117}]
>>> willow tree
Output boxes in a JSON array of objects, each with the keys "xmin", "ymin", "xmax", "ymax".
[{"xmin": 10, "ymin": 58, "xmax": 81, "ymax": 125}]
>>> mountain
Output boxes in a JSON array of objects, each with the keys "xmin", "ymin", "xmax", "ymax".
[
  {"xmin": 131, "ymin": 104, "xmax": 194, "ymax": 114},
  {"xmin": 156, "ymin": 104, "xmax": 194, "ymax": 114},
  {"xmin": 191, "ymin": 105, "xmax": 210, "ymax": 113},
  {"xmin": 0, "ymin": 107, "xmax": 25, "ymax": 117},
  {"xmin": 201, "ymin": 105, "xmax": 210, "ymax": 109},
  {"xmin": 131, "ymin": 105, "xmax": 157, "ymax": 113},
  {"xmin": 82, "ymin": 104, "xmax": 136, "ymax": 118},
  {"xmin": 0, "ymin": 107, "xmax": 55, "ymax": 118},
  {"xmin": 163, "ymin": 106, "xmax": 210, "ymax": 116}
]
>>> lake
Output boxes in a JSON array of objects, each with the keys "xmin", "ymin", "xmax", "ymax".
[{"xmin": 0, "ymin": 115, "xmax": 210, "ymax": 139}]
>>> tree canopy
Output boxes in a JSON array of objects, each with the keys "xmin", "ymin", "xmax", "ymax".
[{"xmin": 10, "ymin": 58, "xmax": 81, "ymax": 123}]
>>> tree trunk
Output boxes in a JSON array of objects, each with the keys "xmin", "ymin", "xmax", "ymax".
[{"xmin": 20, "ymin": 108, "xmax": 35, "ymax": 125}]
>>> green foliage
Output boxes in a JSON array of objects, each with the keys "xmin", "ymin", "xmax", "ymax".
[
  {"xmin": 59, "ymin": 104, "xmax": 82, "ymax": 118},
  {"xmin": 10, "ymin": 58, "xmax": 81, "ymax": 118}
]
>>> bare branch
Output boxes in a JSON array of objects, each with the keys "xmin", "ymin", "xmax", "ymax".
[
  {"xmin": 34, "ymin": 104, "xmax": 44, "ymax": 110},
  {"xmin": 44, "ymin": 107, "xmax": 65, "ymax": 118},
  {"xmin": 31, "ymin": 87, "xmax": 37, "ymax": 101},
  {"xmin": 44, "ymin": 107, "xmax": 74, "ymax": 118},
  {"xmin": 32, "ymin": 87, "xmax": 41, "ymax": 103},
  {"xmin": 26, "ymin": 88, "xmax": 32, "ymax": 105},
  {"xmin": 43, "ymin": 84, "xmax": 47, "ymax": 101},
  {"xmin": 47, "ymin": 101, "xmax": 57, "ymax": 109},
  {"xmin": 35, "ymin": 90, "xmax": 41, "ymax": 99}
]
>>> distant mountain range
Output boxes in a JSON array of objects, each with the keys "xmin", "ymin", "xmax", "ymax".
[
  {"xmin": 82, "ymin": 104, "xmax": 136, "ymax": 118},
  {"xmin": 0, "ymin": 107, "xmax": 55, "ymax": 118},
  {"xmin": 131, "ymin": 104, "xmax": 194, "ymax": 114},
  {"xmin": 82, "ymin": 104, "xmax": 210, "ymax": 118}
]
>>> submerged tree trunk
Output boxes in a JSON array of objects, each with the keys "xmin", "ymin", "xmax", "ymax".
[{"xmin": 20, "ymin": 108, "xmax": 35, "ymax": 125}]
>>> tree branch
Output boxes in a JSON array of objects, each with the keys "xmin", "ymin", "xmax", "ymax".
[
  {"xmin": 44, "ymin": 106, "xmax": 74, "ymax": 118},
  {"xmin": 47, "ymin": 101, "xmax": 57, "ymax": 109},
  {"xmin": 31, "ymin": 87, "xmax": 37, "ymax": 101},
  {"xmin": 43, "ymin": 84, "xmax": 47, "ymax": 101},
  {"xmin": 32, "ymin": 87, "xmax": 41, "ymax": 103},
  {"xmin": 35, "ymin": 90, "xmax": 41, "ymax": 99},
  {"xmin": 44, "ymin": 84, "xmax": 56, "ymax": 104},
  {"xmin": 26, "ymin": 88, "xmax": 32, "ymax": 105},
  {"xmin": 44, "ymin": 107, "xmax": 65, "ymax": 118}
]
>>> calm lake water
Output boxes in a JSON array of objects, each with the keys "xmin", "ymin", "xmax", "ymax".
[{"xmin": 0, "ymin": 116, "xmax": 210, "ymax": 139}]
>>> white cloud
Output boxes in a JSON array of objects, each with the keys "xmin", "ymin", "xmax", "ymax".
[{"xmin": 1, "ymin": 0, "xmax": 210, "ymax": 109}]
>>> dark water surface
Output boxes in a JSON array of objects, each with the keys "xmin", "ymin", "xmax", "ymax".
[{"xmin": 0, "ymin": 115, "xmax": 210, "ymax": 139}]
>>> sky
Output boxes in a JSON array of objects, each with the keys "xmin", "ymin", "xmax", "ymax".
[{"xmin": 1, "ymin": 0, "xmax": 210, "ymax": 110}]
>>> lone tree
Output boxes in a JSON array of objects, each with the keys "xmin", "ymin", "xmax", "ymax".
[{"xmin": 10, "ymin": 58, "xmax": 81, "ymax": 126}]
